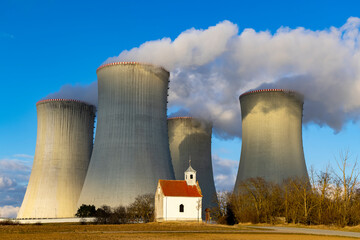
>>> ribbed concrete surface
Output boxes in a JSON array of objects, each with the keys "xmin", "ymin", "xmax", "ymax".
[
  {"xmin": 168, "ymin": 117, "xmax": 217, "ymax": 211},
  {"xmin": 17, "ymin": 100, "xmax": 95, "ymax": 218},
  {"xmin": 235, "ymin": 90, "xmax": 308, "ymax": 189},
  {"xmin": 78, "ymin": 63, "xmax": 175, "ymax": 208}
]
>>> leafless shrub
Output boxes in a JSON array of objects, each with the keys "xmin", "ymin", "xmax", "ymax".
[
  {"xmin": 127, "ymin": 194, "xmax": 154, "ymax": 223},
  {"xmin": 92, "ymin": 194, "xmax": 154, "ymax": 224},
  {"xmin": 0, "ymin": 219, "xmax": 20, "ymax": 225},
  {"xmin": 219, "ymin": 150, "xmax": 360, "ymax": 227}
]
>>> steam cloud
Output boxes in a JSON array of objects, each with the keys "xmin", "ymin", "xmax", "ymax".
[
  {"xmin": 46, "ymin": 17, "xmax": 360, "ymax": 138},
  {"xmin": 44, "ymin": 82, "xmax": 98, "ymax": 107}
]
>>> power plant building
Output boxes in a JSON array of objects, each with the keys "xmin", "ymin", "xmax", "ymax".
[
  {"xmin": 168, "ymin": 117, "xmax": 217, "ymax": 211},
  {"xmin": 78, "ymin": 62, "xmax": 175, "ymax": 208},
  {"xmin": 234, "ymin": 89, "xmax": 308, "ymax": 190},
  {"xmin": 17, "ymin": 99, "xmax": 95, "ymax": 218}
]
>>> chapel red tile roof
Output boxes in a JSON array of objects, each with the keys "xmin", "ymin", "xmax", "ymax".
[{"xmin": 158, "ymin": 180, "xmax": 202, "ymax": 197}]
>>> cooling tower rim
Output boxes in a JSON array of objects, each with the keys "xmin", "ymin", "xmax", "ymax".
[
  {"xmin": 239, "ymin": 89, "xmax": 301, "ymax": 98},
  {"xmin": 168, "ymin": 116, "xmax": 213, "ymax": 126},
  {"xmin": 96, "ymin": 61, "xmax": 169, "ymax": 73},
  {"xmin": 168, "ymin": 116, "xmax": 194, "ymax": 120},
  {"xmin": 36, "ymin": 98, "xmax": 94, "ymax": 107}
]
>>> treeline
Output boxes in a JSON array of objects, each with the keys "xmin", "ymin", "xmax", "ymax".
[
  {"xmin": 214, "ymin": 151, "xmax": 360, "ymax": 227},
  {"xmin": 76, "ymin": 194, "xmax": 154, "ymax": 224}
]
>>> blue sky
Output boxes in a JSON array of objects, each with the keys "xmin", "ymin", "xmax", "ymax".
[{"xmin": 1, "ymin": 0, "xmax": 360, "ymax": 217}]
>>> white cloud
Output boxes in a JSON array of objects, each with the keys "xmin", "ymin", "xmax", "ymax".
[
  {"xmin": 105, "ymin": 21, "xmax": 238, "ymax": 70},
  {"xmin": 45, "ymin": 17, "xmax": 360, "ymax": 139},
  {"xmin": 0, "ymin": 177, "xmax": 16, "ymax": 189},
  {"xmin": 212, "ymin": 155, "xmax": 238, "ymax": 191},
  {"xmin": 0, "ymin": 159, "xmax": 31, "ymax": 171},
  {"xmin": 0, "ymin": 206, "xmax": 19, "ymax": 218},
  {"xmin": 0, "ymin": 157, "xmax": 31, "ymax": 208},
  {"xmin": 113, "ymin": 17, "xmax": 360, "ymax": 138},
  {"xmin": 13, "ymin": 154, "xmax": 33, "ymax": 159}
]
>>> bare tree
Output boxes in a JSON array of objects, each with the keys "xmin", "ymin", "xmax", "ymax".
[
  {"xmin": 95, "ymin": 205, "xmax": 112, "ymax": 224},
  {"xmin": 212, "ymin": 191, "xmax": 236, "ymax": 224},
  {"xmin": 196, "ymin": 199, "xmax": 202, "ymax": 222},
  {"xmin": 232, "ymin": 178, "xmax": 283, "ymax": 224},
  {"xmin": 285, "ymin": 178, "xmax": 316, "ymax": 224},
  {"xmin": 333, "ymin": 150, "xmax": 359, "ymax": 225},
  {"xmin": 200, "ymin": 153, "xmax": 360, "ymax": 227},
  {"xmin": 127, "ymin": 194, "xmax": 155, "ymax": 223}
]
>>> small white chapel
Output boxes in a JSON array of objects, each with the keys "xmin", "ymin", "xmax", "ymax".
[{"xmin": 154, "ymin": 162, "xmax": 203, "ymax": 222}]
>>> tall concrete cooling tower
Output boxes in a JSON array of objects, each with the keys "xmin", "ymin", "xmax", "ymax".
[
  {"xmin": 78, "ymin": 62, "xmax": 175, "ymax": 208},
  {"xmin": 168, "ymin": 117, "xmax": 217, "ymax": 210},
  {"xmin": 17, "ymin": 99, "xmax": 95, "ymax": 218},
  {"xmin": 234, "ymin": 89, "xmax": 308, "ymax": 190}
]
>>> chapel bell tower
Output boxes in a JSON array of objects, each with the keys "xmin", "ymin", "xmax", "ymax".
[{"xmin": 185, "ymin": 157, "xmax": 196, "ymax": 186}]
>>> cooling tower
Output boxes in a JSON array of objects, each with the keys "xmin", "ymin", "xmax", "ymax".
[
  {"xmin": 168, "ymin": 117, "xmax": 217, "ymax": 211},
  {"xmin": 234, "ymin": 89, "xmax": 308, "ymax": 190},
  {"xmin": 78, "ymin": 62, "xmax": 175, "ymax": 208},
  {"xmin": 17, "ymin": 99, "xmax": 95, "ymax": 218}
]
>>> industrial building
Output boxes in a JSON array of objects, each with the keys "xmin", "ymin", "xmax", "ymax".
[
  {"xmin": 78, "ymin": 62, "xmax": 175, "ymax": 208},
  {"xmin": 168, "ymin": 117, "xmax": 217, "ymax": 212},
  {"xmin": 234, "ymin": 89, "xmax": 308, "ymax": 190},
  {"xmin": 17, "ymin": 99, "xmax": 95, "ymax": 218}
]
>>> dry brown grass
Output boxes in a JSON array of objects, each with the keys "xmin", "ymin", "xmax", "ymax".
[
  {"xmin": 0, "ymin": 222, "xmax": 244, "ymax": 234},
  {"xmin": 238, "ymin": 222, "xmax": 360, "ymax": 233},
  {"xmin": 0, "ymin": 222, "xmax": 354, "ymax": 240},
  {"xmin": 0, "ymin": 233, "xmax": 351, "ymax": 240}
]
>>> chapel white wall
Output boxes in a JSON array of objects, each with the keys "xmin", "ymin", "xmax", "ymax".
[{"xmin": 162, "ymin": 196, "xmax": 202, "ymax": 221}]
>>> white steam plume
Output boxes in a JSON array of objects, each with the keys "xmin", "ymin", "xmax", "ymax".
[
  {"xmin": 43, "ymin": 82, "xmax": 98, "ymax": 107},
  {"xmin": 46, "ymin": 18, "xmax": 360, "ymax": 139}
]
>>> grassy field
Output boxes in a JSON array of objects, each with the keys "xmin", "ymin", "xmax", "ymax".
[
  {"xmin": 238, "ymin": 222, "xmax": 360, "ymax": 233},
  {"xmin": 0, "ymin": 222, "xmax": 356, "ymax": 240}
]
